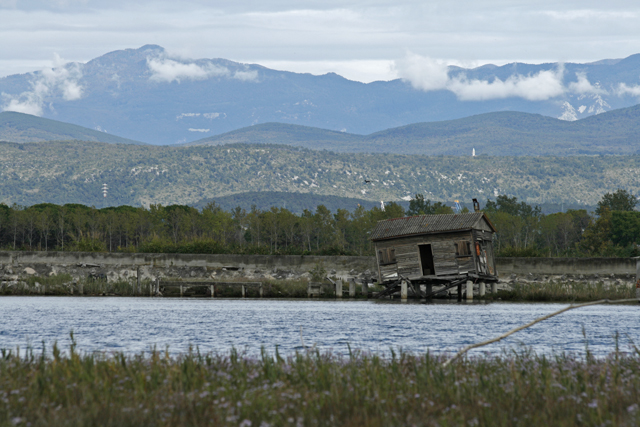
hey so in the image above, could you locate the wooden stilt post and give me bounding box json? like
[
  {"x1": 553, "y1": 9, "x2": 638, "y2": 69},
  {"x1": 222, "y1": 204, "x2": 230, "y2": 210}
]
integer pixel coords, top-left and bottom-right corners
[
  {"x1": 242, "y1": 285, "x2": 246, "y2": 298},
  {"x1": 457, "y1": 282, "x2": 462, "y2": 301},
  {"x1": 636, "y1": 257, "x2": 640, "y2": 300},
  {"x1": 180, "y1": 285, "x2": 183, "y2": 297},
  {"x1": 491, "y1": 282, "x2": 497, "y2": 294},
  {"x1": 401, "y1": 280, "x2": 408, "y2": 301},
  {"x1": 136, "y1": 267, "x2": 141, "y2": 295},
  {"x1": 466, "y1": 280, "x2": 474, "y2": 301},
  {"x1": 259, "y1": 283, "x2": 263, "y2": 298},
  {"x1": 336, "y1": 280, "x2": 343, "y2": 299},
  {"x1": 479, "y1": 282, "x2": 486, "y2": 297},
  {"x1": 426, "y1": 284, "x2": 432, "y2": 299},
  {"x1": 362, "y1": 280, "x2": 368, "y2": 299},
  {"x1": 210, "y1": 284, "x2": 215, "y2": 298},
  {"x1": 349, "y1": 279, "x2": 356, "y2": 298}
]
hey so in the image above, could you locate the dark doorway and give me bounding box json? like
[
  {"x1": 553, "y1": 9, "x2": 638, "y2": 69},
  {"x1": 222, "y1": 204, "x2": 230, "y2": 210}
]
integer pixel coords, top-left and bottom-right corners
[{"x1": 419, "y1": 244, "x2": 435, "y2": 276}]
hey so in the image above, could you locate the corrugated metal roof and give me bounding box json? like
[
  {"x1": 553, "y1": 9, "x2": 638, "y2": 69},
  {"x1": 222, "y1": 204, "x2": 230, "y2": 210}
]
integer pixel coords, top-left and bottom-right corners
[{"x1": 370, "y1": 213, "x2": 493, "y2": 241}]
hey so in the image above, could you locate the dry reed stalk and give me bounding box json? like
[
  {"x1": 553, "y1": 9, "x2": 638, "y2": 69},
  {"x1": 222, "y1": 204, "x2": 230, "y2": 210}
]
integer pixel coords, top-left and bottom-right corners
[{"x1": 443, "y1": 298, "x2": 640, "y2": 367}]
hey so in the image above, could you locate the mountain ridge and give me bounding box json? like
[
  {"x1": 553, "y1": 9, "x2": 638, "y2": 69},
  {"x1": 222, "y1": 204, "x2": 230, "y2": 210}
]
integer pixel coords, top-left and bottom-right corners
[
  {"x1": 3, "y1": 45, "x2": 640, "y2": 144},
  {"x1": 0, "y1": 111, "x2": 145, "y2": 144},
  {"x1": 186, "y1": 104, "x2": 640, "y2": 155}
]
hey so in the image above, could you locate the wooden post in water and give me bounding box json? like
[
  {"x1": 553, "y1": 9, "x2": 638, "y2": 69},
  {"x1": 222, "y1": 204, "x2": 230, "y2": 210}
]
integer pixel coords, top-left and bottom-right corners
[
  {"x1": 491, "y1": 282, "x2": 497, "y2": 294},
  {"x1": 457, "y1": 282, "x2": 462, "y2": 301},
  {"x1": 78, "y1": 281, "x2": 83, "y2": 296},
  {"x1": 259, "y1": 283, "x2": 263, "y2": 298},
  {"x1": 349, "y1": 279, "x2": 356, "y2": 298},
  {"x1": 636, "y1": 257, "x2": 640, "y2": 300},
  {"x1": 136, "y1": 267, "x2": 141, "y2": 295},
  {"x1": 179, "y1": 284, "x2": 183, "y2": 297},
  {"x1": 426, "y1": 284, "x2": 432, "y2": 299},
  {"x1": 242, "y1": 285, "x2": 246, "y2": 298},
  {"x1": 400, "y1": 280, "x2": 408, "y2": 301},
  {"x1": 362, "y1": 280, "x2": 368, "y2": 299},
  {"x1": 466, "y1": 280, "x2": 474, "y2": 301},
  {"x1": 210, "y1": 284, "x2": 215, "y2": 298},
  {"x1": 479, "y1": 282, "x2": 486, "y2": 297},
  {"x1": 336, "y1": 280, "x2": 343, "y2": 299}
]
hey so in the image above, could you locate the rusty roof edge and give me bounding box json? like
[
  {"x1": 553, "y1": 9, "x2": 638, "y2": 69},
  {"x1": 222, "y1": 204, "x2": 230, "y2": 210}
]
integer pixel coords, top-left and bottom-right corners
[{"x1": 478, "y1": 212, "x2": 497, "y2": 233}]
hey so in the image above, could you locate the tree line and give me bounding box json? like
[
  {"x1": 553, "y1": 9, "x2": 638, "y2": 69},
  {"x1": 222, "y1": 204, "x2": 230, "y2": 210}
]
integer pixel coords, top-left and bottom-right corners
[{"x1": 0, "y1": 189, "x2": 637, "y2": 257}]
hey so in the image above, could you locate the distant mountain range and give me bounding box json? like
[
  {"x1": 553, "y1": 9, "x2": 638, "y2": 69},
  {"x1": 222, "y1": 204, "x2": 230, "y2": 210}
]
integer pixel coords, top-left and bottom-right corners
[
  {"x1": 0, "y1": 111, "x2": 143, "y2": 144},
  {"x1": 5, "y1": 103, "x2": 640, "y2": 156},
  {"x1": 187, "y1": 104, "x2": 640, "y2": 155},
  {"x1": 2, "y1": 45, "x2": 640, "y2": 145}
]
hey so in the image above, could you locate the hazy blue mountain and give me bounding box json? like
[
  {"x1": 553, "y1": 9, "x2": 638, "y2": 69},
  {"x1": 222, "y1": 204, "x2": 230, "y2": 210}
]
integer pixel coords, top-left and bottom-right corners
[
  {"x1": 188, "y1": 104, "x2": 640, "y2": 155},
  {"x1": 0, "y1": 111, "x2": 144, "y2": 144},
  {"x1": 2, "y1": 45, "x2": 640, "y2": 145}
]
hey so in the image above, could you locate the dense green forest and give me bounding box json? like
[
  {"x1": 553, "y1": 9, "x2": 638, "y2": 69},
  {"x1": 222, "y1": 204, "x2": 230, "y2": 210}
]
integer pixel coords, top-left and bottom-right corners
[{"x1": 0, "y1": 190, "x2": 637, "y2": 257}]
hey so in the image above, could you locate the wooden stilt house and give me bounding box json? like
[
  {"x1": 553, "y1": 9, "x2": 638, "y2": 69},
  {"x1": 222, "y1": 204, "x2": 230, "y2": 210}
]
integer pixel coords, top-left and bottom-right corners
[{"x1": 370, "y1": 213, "x2": 498, "y2": 285}]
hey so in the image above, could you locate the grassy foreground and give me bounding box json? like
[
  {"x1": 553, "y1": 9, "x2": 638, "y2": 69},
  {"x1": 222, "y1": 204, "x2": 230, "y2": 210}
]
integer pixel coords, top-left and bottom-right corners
[{"x1": 1, "y1": 342, "x2": 640, "y2": 426}]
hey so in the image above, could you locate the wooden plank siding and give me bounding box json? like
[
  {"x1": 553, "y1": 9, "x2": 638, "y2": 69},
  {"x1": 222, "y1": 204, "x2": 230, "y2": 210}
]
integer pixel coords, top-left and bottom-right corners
[{"x1": 373, "y1": 231, "x2": 478, "y2": 280}]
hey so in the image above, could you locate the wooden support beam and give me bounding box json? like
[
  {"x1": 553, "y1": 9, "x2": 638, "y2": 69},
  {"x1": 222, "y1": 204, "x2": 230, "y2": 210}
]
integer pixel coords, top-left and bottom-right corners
[{"x1": 400, "y1": 280, "x2": 408, "y2": 300}]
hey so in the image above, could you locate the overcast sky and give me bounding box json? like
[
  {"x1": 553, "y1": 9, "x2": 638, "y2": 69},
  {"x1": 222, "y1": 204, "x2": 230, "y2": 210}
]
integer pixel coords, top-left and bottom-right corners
[{"x1": 1, "y1": 0, "x2": 640, "y2": 83}]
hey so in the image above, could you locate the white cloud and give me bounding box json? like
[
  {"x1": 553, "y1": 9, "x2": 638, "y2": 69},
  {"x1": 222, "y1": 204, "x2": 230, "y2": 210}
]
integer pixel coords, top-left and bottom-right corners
[
  {"x1": 148, "y1": 56, "x2": 260, "y2": 83},
  {"x1": 176, "y1": 112, "x2": 221, "y2": 120},
  {"x1": 188, "y1": 128, "x2": 210, "y2": 132},
  {"x1": 448, "y1": 68, "x2": 565, "y2": 101},
  {"x1": 394, "y1": 53, "x2": 449, "y2": 91},
  {"x1": 148, "y1": 58, "x2": 229, "y2": 83},
  {"x1": 396, "y1": 53, "x2": 565, "y2": 101},
  {"x1": 1, "y1": 53, "x2": 84, "y2": 115},
  {"x1": 176, "y1": 112, "x2": 200, "y2": 120},
  {"x1": 233, "y1": 70, "x2": 258, "y2": 82},
  {"x1": 617, "y1": 83, "x2": 640, "y2": 97},
  {"x1": 568, "y1": 72, "x2": 606, "y2": 95}
]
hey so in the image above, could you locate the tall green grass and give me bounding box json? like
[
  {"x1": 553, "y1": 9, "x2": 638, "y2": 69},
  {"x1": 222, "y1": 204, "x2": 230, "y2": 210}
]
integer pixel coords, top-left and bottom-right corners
[
  {"x1": 493, "y1": 280, "x2": 637, "y2": 302},
  {"x1": 1, "y1": 340, "x2": 639, "y2": 426}
]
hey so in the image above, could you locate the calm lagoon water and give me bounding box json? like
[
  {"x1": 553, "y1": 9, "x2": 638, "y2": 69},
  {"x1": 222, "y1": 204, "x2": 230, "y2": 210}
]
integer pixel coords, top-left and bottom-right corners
[{"x1": 0, "y1": 297, "x2": 638, "y2": 358}]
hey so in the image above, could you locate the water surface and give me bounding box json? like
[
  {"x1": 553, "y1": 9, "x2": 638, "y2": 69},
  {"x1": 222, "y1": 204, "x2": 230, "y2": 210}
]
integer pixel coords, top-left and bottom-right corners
[{"x1": 1, "y1": 297, "x2": 638, "y2": 358}]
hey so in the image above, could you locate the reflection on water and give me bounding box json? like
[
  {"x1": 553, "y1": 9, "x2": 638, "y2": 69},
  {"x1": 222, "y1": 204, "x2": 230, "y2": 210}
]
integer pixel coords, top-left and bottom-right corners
[{"x1": 0, "y1": 297, "x2": 638, "y2": 358}]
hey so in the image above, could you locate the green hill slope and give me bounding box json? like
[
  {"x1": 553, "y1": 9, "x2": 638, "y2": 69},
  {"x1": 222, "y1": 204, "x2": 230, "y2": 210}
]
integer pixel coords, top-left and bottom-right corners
[
  {"x1": 187, "y1": 105, "x2": 640, "y2": 156},
  {"x1": 0, "y1": 111, "x2": 145, "y2": 144},
  {"x1": 183, "y1": 122, "x2": 363, "y2": 151},
  {"x1": 0, "y1": 140, "x2": 638, "y2": 208}
]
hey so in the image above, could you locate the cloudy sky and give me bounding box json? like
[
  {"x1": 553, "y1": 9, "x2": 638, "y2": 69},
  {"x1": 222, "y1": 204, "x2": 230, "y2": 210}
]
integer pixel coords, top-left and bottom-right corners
[{"x1": 1, "y1": 0, "x2": 640, "y2": 83}]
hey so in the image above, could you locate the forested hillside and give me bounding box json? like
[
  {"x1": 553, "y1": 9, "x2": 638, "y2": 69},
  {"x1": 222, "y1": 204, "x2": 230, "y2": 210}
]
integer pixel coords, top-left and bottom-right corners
[
  {"x1": 0, "y1": 190, "x2": 636, "y2": 258},
  {"x1": 1, "y1": 140, "x2": 639, "y2": 207}
]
